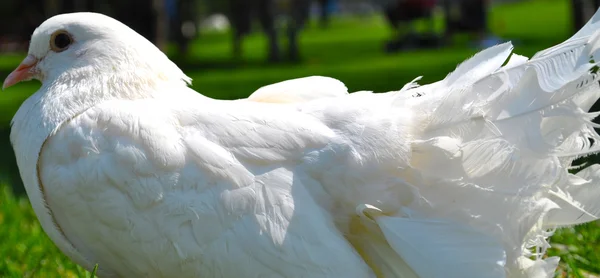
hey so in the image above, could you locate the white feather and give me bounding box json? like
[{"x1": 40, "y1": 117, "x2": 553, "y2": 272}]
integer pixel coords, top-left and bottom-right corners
[
  {"x1": 357, "y1": 204, "x2": 507, "y2": 278},
  {"x1": 247, "y1": 76, "x2": 348, "y2": 103}
]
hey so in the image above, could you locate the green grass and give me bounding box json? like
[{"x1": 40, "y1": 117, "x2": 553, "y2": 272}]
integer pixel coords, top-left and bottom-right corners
[
  {"x1": 0, "y1": 186, "x2": 90, "y2": 277},
  {"x1": 2, "y1": 0, "x2": 600, "y2": 276}
]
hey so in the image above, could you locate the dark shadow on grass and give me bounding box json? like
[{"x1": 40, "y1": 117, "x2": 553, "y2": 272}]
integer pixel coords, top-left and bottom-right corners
[{"x1": 0, "y1": 128, "x2": 25, "y2": 196}]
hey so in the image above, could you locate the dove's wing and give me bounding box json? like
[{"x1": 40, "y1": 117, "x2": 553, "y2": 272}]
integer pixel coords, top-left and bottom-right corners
[
  {"x1": 37, "y1": 94, "x2": 375, "y2": 278},
  {"x1": 247, "y1": 76, "x2": 348, "y2": 103}
]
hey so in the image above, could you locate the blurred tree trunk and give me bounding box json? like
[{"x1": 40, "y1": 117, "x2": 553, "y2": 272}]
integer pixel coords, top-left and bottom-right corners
[
  {"x1": 166, "y1": 0, "x2": 198, "y2": 56},
  {"x1": 154, "y1": 0, "x2": 168, "y2": 51},
  {"x1": 318, "y1": 0, "x2": 331, "y2": 28}
]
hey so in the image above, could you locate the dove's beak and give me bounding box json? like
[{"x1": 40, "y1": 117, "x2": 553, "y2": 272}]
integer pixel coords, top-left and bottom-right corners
[{"x1": 3, "y1": 55, "x2": 39, "y2": 90}]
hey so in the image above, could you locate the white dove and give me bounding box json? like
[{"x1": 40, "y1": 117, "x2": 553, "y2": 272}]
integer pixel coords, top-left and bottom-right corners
[{"x1": 5, "y1": 10, "x2": 600, "y2": 278}]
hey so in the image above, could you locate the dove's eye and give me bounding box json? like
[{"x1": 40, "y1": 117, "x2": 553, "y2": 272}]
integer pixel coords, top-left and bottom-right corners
[{"x1": 50, "y1": 31, "x2": 73, "y2": 52}]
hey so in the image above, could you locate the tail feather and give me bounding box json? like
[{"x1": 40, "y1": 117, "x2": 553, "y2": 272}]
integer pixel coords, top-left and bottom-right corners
[
  {"x1": 443, "y1": 42, "x2": 514, "y2": 89},
  {"x1": 395, "y1": 8, "x2": 600, "y2": 277},
  {"x1": 534, "y1": 9, "x2": 600, "y2": 60},
  {"x1": 413, "y1": 10, "x2": 600, "y2": 134},
  {"x1": 546, "y1": 164, "x2": 600, "y2": 227}
]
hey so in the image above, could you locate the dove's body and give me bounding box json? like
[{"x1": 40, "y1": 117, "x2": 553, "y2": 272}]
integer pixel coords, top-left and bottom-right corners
[
  {"x1": 30, "y1": 94, "x2": 383, "y2": 277},
  {"x1": 8, "y1": 11, "x2": 600, "y2": 278},
  {"x1": 15, "y1": 79, "x2": 416, "y2": 277}
]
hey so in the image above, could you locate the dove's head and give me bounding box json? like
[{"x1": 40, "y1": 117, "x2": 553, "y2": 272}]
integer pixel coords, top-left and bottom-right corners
[{"x1": 3, "y1": 12, "x2": 190, "y2": 93}]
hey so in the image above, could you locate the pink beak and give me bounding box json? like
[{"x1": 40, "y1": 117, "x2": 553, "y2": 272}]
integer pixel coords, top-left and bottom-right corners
[{"x1": 3, "y1": 55, "x2": 39, "y2": 90}]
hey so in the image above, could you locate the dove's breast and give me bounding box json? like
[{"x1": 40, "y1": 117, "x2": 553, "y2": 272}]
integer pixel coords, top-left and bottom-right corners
[{"x1": 37, "y1": 102, "x2": 198, "y2": 277}]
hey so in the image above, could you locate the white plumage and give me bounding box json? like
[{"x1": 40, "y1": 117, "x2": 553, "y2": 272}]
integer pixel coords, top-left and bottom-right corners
[{"x1": 5, "y1": 10, "x2": 600, "y2": 278}]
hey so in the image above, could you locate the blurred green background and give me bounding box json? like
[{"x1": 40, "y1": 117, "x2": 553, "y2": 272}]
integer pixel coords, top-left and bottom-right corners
[{"x1": 2, "y1": 0, "x2": 600, "y2": 277}]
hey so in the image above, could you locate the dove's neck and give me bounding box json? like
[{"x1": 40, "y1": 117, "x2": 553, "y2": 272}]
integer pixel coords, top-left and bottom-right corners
[
  {"x1": 10, "y1": 70, "x2": 195, "y2": 198},
  {"x1": 15, "y1": 72, "x2": 179, "y2": 131},
  {"x1": 15, "y1": 60, "x2": 194, "y2": 134}
]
